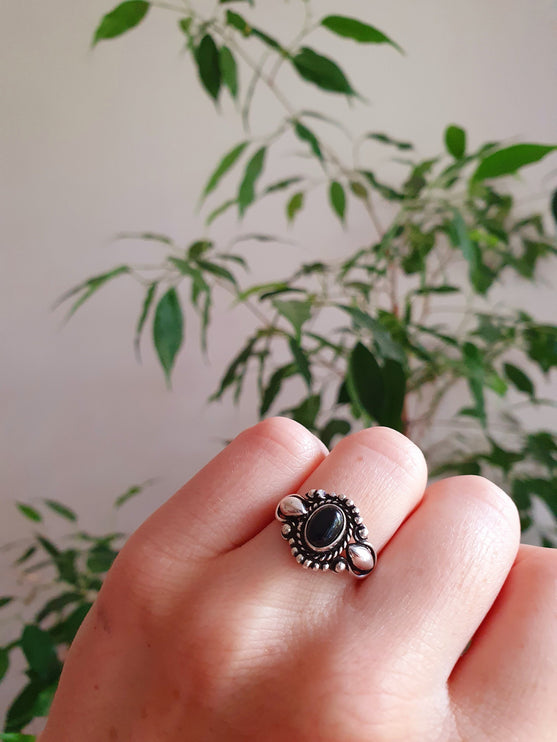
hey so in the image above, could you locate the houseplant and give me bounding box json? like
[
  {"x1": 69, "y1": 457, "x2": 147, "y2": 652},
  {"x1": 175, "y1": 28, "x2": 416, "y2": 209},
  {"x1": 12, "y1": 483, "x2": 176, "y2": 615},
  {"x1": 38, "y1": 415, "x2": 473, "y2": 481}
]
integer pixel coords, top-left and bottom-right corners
[{"x1": 2, "y1": 0, "x2": 556, "y2": 735}]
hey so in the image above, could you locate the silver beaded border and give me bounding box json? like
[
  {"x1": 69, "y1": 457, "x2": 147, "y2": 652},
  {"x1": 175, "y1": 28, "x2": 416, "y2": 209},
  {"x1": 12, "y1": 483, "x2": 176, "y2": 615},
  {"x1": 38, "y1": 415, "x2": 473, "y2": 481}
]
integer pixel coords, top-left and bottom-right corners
[{"x1": 275, "y1": 489, "x2": 376, "y2": 577}]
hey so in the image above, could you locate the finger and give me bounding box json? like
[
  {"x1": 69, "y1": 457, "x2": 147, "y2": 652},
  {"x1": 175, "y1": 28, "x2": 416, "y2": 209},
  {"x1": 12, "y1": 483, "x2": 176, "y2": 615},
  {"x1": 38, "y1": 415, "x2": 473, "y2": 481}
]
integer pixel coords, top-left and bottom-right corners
[
  {"x1": 241, "y1": 426, "x2": 428, "y2": 599},
  {"x1": 115, "y1": 417, "x2": 326, "y2": 589},
  {"x1": 351, "y1": 475, "x2": 520, "y2": 693},
  {"x1": 450, "y1": 544, "x2": 557, "y2": 742}
]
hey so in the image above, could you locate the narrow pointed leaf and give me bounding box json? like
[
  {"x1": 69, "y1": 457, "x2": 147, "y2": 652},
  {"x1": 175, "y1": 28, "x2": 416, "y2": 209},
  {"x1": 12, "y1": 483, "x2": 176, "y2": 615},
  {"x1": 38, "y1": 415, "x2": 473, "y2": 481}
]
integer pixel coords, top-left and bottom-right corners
[
  {"x1": 238, "y1": 146, "x2": 266, "y2": 215},
  {"x1": 292, "y1": 47, "x2": 356, "y2": 96},
  {"x1": 472, "y1": 144, "x2": 557, "y2": 181},
  {"x1": 445, "y1": 124, "x2": 467, "y2": 159},
  {"x1": 219, "y1": 45, "x2": 238, "y2": 99},
  {"x1": 195, "y1": 34, "x2": 221, "y2": 101},
  {"x1": 153, "y1": 288, "x2": 184, "y2": 385},
  {"x1": 286, "y1": 191, "x2": 304, "y2": 223},
  {"x1": 288, "y1": 336, "x2": 311, "y2": 387},
  {"x1": 44, "y1": 500, "x2": 77, "y2": 522},
  {"x1": 134, "y1": 282, "x2": 157, "y2": 360},
  {"x1": 294, "y1": 122, "x2": 323, "y2": 161},
  {"x1": 272, "y1": 299, "x2": 311, "y2": 338},
  {"x1": 329, "y1": 181, "x2": 346, "y2": 224},
  {"x1": 93, "y1": 1, "x2": 150, "y2": 45},
  {"x1": 364, "y1": 132, "x2": 413, "y2": 150},
  {"x1": 16, "y1": 503, "x2": 42, "y2": 523},
  {"x1": 201, "y1": 142, "x2": 248, "y2": 201},
  {"x1": 321, "y1": 15, "x2": 403, "y2": 53},
  {"x1": 347, "y1": 342, "x2": 384, "y2": 421},
  {"x1": 503, "y1": 363, "x2": 535, "y2": 396}
]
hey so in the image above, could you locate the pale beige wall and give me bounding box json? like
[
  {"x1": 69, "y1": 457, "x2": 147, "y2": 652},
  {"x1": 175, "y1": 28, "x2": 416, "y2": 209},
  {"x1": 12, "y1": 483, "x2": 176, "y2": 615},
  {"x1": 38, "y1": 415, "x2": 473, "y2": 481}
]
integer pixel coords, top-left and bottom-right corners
[{"x1": 1, "y1": 0, "x2": 556, "y2": 709}]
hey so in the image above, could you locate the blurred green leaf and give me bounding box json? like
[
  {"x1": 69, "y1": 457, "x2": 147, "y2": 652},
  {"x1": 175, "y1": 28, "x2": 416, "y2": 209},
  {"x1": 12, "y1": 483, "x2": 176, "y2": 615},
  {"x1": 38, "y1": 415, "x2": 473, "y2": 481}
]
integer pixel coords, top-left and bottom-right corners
[
  {"x1": 288, "y1": 336, "x2": 312, "y2": 387},
  {"x1": 551, "y1": 189, "x2": 557, "y2": 225},
  {"x1": 21, "y1": 626, "x2": 60, "y2": 682},
  {"x1": 238, "y1": 146, "x2": 266, "y2": 216},
  {"x1": 263, "y1": 177, "x2": 304, "y2": 195},
  {"x1": 321, "y1": 15, "x2": 403, "y2": 53},
  {"x1": 319, "y1": 419, "x2": 351, "y2": 448},
  {"x1": 16, "y1": 504, "x2": 42, "y2": 523},
  {"x1": 472, "y1": 143, "x2": 557, "y2": 181},
  {"x1": 225, "y1": 10, "x2": 283, "y2": 51},
  {"x1": 272, "y1": 299, "x2": 312, "y2": 338},
  {"x1": 260, "y1": 363, "x2": 296, "y2": 416},
  {"x1": 153, "y1": 288, "x2": 184, "y2": 385},
  {"x1": 286, "y1": 394, "x2": 321, "y2": 430},
  {"x1": 503, "y1": 363, "x2": 535, "y2": 397},
  {"x1": 5, "y1": 682, "x2": 44, "y2": 733},
  {"x1": 201, "y1": 141, "x2": 248, "y2": 202},
  {"x1": 15, "y1": 546, "x2": 37, "y2": 565},
  {"x1": 197, "y1": 259, "x2": 237, "y2": 287},
  {"x1": 445, "y1": 124, "x2": 466, "y2": 158},
  {"x1": 134, "y1": 281, "x2": 157, "y2": 360},
  {"x1": 0, "y1": 597, "x2": 14, "y2": 609},
  {"x1": 0, "y1": 648, "x2": 9, "y2": 683},
  {"x1": 329, "y1": 181, "x2": 346, "y2": 224},
  {"x1": 462, "y1": 342, "x2": 486, "y2": 426},
  {"x1": 347, "y1": 342, "x2": 384, "y2": 422},
  {"x1": 211, "y1": 335, "x2": 258, "y2": 401},
  {"x1": 93, "y1": 0, "x2": 149, "y2": 45},
  {"x1": 292, "y1": 47, "x2": 356, "y2": 96},
  {"x1": 115, "y1": 484, "x2": 141, "y2": 508},
  {"x1": 363, "y1": 132, "x2": 413, "y2": 150},
  {"x1": 195, "y1": 34, "x2": 221, "y2": 101},
  {"x1": 44, "y1": 500, "x2": 77, "y2": 522},
  {"x1": 381, "y1": 358, "x2": 406, "y2": 431},
  {"x1": 286, "y1": 191, "x2": 304, "y2": 223},
  {"x1": 294, "y1": 122, "x2": 323, "y2": 161},
  {"x1": 55, "y1": 265, "x2": 130, "y2": 318},
  {"x1": 87, "y1": 545, "x2": 118, "y2": 574},
  {"x1": 35, "y1": 592, "x2": 82, "y2": 623},
  {"x1": 525, "y1": 324, "x2": 557, "y2": 373},
  {"x1": 219, "y1": 45, "x2": 238, "y2": 99}
]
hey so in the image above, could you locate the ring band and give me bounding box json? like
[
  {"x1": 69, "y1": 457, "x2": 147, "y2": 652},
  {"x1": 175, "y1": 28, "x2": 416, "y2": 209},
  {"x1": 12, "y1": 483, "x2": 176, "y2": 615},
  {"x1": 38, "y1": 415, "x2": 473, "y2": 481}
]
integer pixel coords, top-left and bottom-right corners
[{"x1": 275, "y1": 489, "x2": 376, "y2": 578}]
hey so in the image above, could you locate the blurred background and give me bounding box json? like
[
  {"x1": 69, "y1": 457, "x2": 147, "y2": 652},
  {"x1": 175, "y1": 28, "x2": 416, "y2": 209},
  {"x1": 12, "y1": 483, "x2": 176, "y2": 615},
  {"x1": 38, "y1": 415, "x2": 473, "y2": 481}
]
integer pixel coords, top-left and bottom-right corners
[{"x1": 1, "y1": 0, "x2": 556, "y2": 716}]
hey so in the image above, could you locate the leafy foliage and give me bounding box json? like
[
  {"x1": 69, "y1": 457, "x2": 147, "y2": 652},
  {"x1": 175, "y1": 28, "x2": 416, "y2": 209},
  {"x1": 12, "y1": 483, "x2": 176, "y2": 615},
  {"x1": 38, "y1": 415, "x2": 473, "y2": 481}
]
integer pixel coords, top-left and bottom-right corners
[{"x1": 7, "y1": 0, "x2": 557, "y2": 731}]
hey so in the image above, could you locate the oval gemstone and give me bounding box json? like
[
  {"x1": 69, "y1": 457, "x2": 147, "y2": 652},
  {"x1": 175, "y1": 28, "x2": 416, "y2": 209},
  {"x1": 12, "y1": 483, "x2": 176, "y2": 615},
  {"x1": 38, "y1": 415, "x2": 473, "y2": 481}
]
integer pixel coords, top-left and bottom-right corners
[{"x1": 305, "y1": 504, "x2": 345, "y2": 551}]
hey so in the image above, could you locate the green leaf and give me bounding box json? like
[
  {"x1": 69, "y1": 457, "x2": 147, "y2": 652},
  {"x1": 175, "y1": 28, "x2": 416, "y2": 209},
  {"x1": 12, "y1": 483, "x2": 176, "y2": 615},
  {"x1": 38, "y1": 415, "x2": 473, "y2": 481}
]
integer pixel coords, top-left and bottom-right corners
[
  {"x1": 21, "y1": 626, "x2": 60, "y2": 682},
  {"x1": 288, "y1": 337, "x2": 312, "y2": 388},
  {"x1": 225, "y1": 11, "x2": 283, "y2": 51},
  {"x1": 347, "y1": 342, "x2": 384, "y2": 422},
  {"x1": 16, "y1": 503, "x2": 42, "y2": 523},
  {"x1": 115, "y1": 484, "x2": 142, "y2": 508},
  {"x1": 260, "y1": 363, "x2": 296, "y2": 416},
  {"x1": 551, "y1": 189, "x2": 557, "y2": 225},
  {"x1": 195, "y1": 34, "x2": 221, "y2": 101},
  {"x1": 201, "y1": 141, "x2": 248, "y2": 202},
  {"x1": 263, "y1": 177, "x2": 304, "y2": 195},
  {"x1": 380, "y1": 358, "x2": 406, "y2": 431},
  {"x1": 0, "y1": 596, "x2": 14, "y2": 609},
  {"x1": 286, "y1": 191, "x2": 304, "y2": 223},
  {"x1": 55, "y1": 266, "x2": 130, "y2": 318},
  {"x1": 93, "y1": 1, "x2": 149, "y2": 45},
  {"x1": 238, "y1": 146, "x2": 266, "y2": 216},
  {"x1": 525, "y1": 324, "x2": 557, "y2": 373},
  {"x1": 272, "y1": 299, "x2": 312, "y2": 338},
  {"x1": 211, "y1": 334, "x2": 258, "y2": 401},
  {"x1": 134, "y1": 281, "x2": 157, "y2": 360},
  {"x1": 462, "y1": 342, "x2": 486, "y2": 426},
  {"x1": 16, "y1": 546, "x2": 37, "y2": 565},
  {"x1": 363, "y1": 132, "x2": 413, "y2": 150},
  {"x1": 197, "y1": 259, "x2": 237, "y2": 287},
  {"x1": 44, "y1": 500, "x2": 77, "y2": 522},
  {"x1": 337, "y1": 306, "x2": 406, "y2": 363},
  {"x1": 329, "y1": 181, "x2": 346, "y2": 224},
  {"x1": 286, "y1": 394, "x2": 321, "y2": 430},
  {"x1": 1, "y1": 735, "x2": 37, "y2": 742},
  {"x1": 321, "y1": 15, "x2": 403, "y2": 53},
  {"x1": 153, "y1": 288, "x2": 184, "y2": 385},
  {"x1": 4, "y1": 683, "x2": 43, "y2": 733},
  {"x1": 178, "y1": 17, "x2": 192, "y2": 36},
  {"x1": 49, "y1": 603, "x2": 92, "y2": 645},
  {"x1": 219, "y1": 45, "x2": 238, "y2": 99},
  {"x1": 360, "y1": 170, "x2": 403, "y2": 201},
  {"x1": 291, "y1": 47, "x2": 356, "y2": 96},
  {"x1": 319, "y1": 419, "x2": 350, "y2": 448},
  {"x1": 414, "y1": 285, "x2": 460, "y2": 295},
  {"x1": 445, "y1": 124, "x2": 466, "y2": 159},
  {"x1": 35, "y1": 592, "x2": 83, "y2": 623},
  {"x1": 503, "y1": 363, "x2": 535, "y2": 397},
  {"x1": 0, "y1": 648, "x2": 9, "y2": 683},
  {"x1": 87, "y1": 545, "x2": 118, "y2": 574},
  {"x1": 293, "y1": 122, "x2": 323, "y2": 161},
  {"x1": 472, "y1": 143, "x2": 557, "y2": 181}
]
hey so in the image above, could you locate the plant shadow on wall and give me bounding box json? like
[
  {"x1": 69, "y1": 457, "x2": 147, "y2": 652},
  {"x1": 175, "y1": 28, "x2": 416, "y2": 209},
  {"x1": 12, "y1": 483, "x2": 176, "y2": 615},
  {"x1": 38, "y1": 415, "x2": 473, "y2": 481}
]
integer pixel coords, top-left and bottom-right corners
[{"x1": 2, "y1": 0, "x2": 557, "y2": 736}]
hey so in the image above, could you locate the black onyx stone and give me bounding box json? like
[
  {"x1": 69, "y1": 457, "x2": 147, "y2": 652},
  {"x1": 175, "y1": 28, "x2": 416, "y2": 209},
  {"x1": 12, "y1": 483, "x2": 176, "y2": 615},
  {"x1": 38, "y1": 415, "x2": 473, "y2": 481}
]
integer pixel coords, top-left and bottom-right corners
[{"x1": 305, "y1": 505, "x2": 345, "y2": 550}]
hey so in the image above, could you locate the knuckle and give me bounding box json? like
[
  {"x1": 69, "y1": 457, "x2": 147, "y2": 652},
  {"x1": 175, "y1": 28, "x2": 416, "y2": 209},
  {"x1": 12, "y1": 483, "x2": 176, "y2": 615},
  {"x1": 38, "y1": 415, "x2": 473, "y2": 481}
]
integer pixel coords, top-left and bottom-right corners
[
  {"x1": 337, "y1": 426, "x2": 428, "y2": 486},
  {"x1": 454, "y1": 474, "x2": 520, "y2": 533},
  {"x1": 238, "y1": 416, "x2": 327, "y2": 462}
]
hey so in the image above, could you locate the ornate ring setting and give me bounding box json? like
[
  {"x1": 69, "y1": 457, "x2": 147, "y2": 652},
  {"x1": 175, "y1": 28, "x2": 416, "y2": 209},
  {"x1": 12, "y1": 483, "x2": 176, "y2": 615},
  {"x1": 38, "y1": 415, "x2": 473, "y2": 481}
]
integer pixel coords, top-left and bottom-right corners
[{"x1": 275, "y1": 489, "x2": 376, "y2": 578}]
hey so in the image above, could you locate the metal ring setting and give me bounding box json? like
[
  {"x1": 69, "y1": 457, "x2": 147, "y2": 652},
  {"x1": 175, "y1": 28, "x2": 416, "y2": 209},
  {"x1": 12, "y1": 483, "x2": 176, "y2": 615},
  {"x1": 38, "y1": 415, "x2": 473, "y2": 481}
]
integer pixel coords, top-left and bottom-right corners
[{"x1": 275, "y1": 489, "x2": 376, "y2": 578}]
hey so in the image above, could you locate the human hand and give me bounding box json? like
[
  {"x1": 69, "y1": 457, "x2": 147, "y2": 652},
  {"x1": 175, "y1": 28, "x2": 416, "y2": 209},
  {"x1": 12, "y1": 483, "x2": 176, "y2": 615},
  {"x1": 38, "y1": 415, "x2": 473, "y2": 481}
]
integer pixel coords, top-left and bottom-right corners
[{"x1": 40, "y1": 419, "x2": 556, "y2": 741}]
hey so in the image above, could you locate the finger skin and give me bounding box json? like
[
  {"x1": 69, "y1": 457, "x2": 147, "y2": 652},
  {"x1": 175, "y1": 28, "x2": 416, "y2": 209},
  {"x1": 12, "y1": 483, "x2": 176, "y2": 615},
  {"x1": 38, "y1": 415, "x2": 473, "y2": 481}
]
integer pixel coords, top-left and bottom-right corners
[
  {"x1": 450, "y1": 544, "x2": 557, "y2": 742},
  {"x1": 347, "y1": 475, "x2": 520, "y2": 694}
]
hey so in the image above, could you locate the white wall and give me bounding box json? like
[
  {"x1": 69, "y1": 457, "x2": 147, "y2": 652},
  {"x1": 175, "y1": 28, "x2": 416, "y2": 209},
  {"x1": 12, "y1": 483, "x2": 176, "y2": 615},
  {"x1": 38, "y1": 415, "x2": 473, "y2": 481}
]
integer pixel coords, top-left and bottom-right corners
[{"x1": 1, "y1": 0, "x2": 556, "y2": 712}]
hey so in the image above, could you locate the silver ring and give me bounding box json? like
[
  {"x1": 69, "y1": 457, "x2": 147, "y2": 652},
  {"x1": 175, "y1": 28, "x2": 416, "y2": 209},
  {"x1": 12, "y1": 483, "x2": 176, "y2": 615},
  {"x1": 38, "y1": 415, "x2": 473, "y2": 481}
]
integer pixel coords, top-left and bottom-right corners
[{"x1": 275, "y1": 489, "x2": 376, "y2": 578}]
